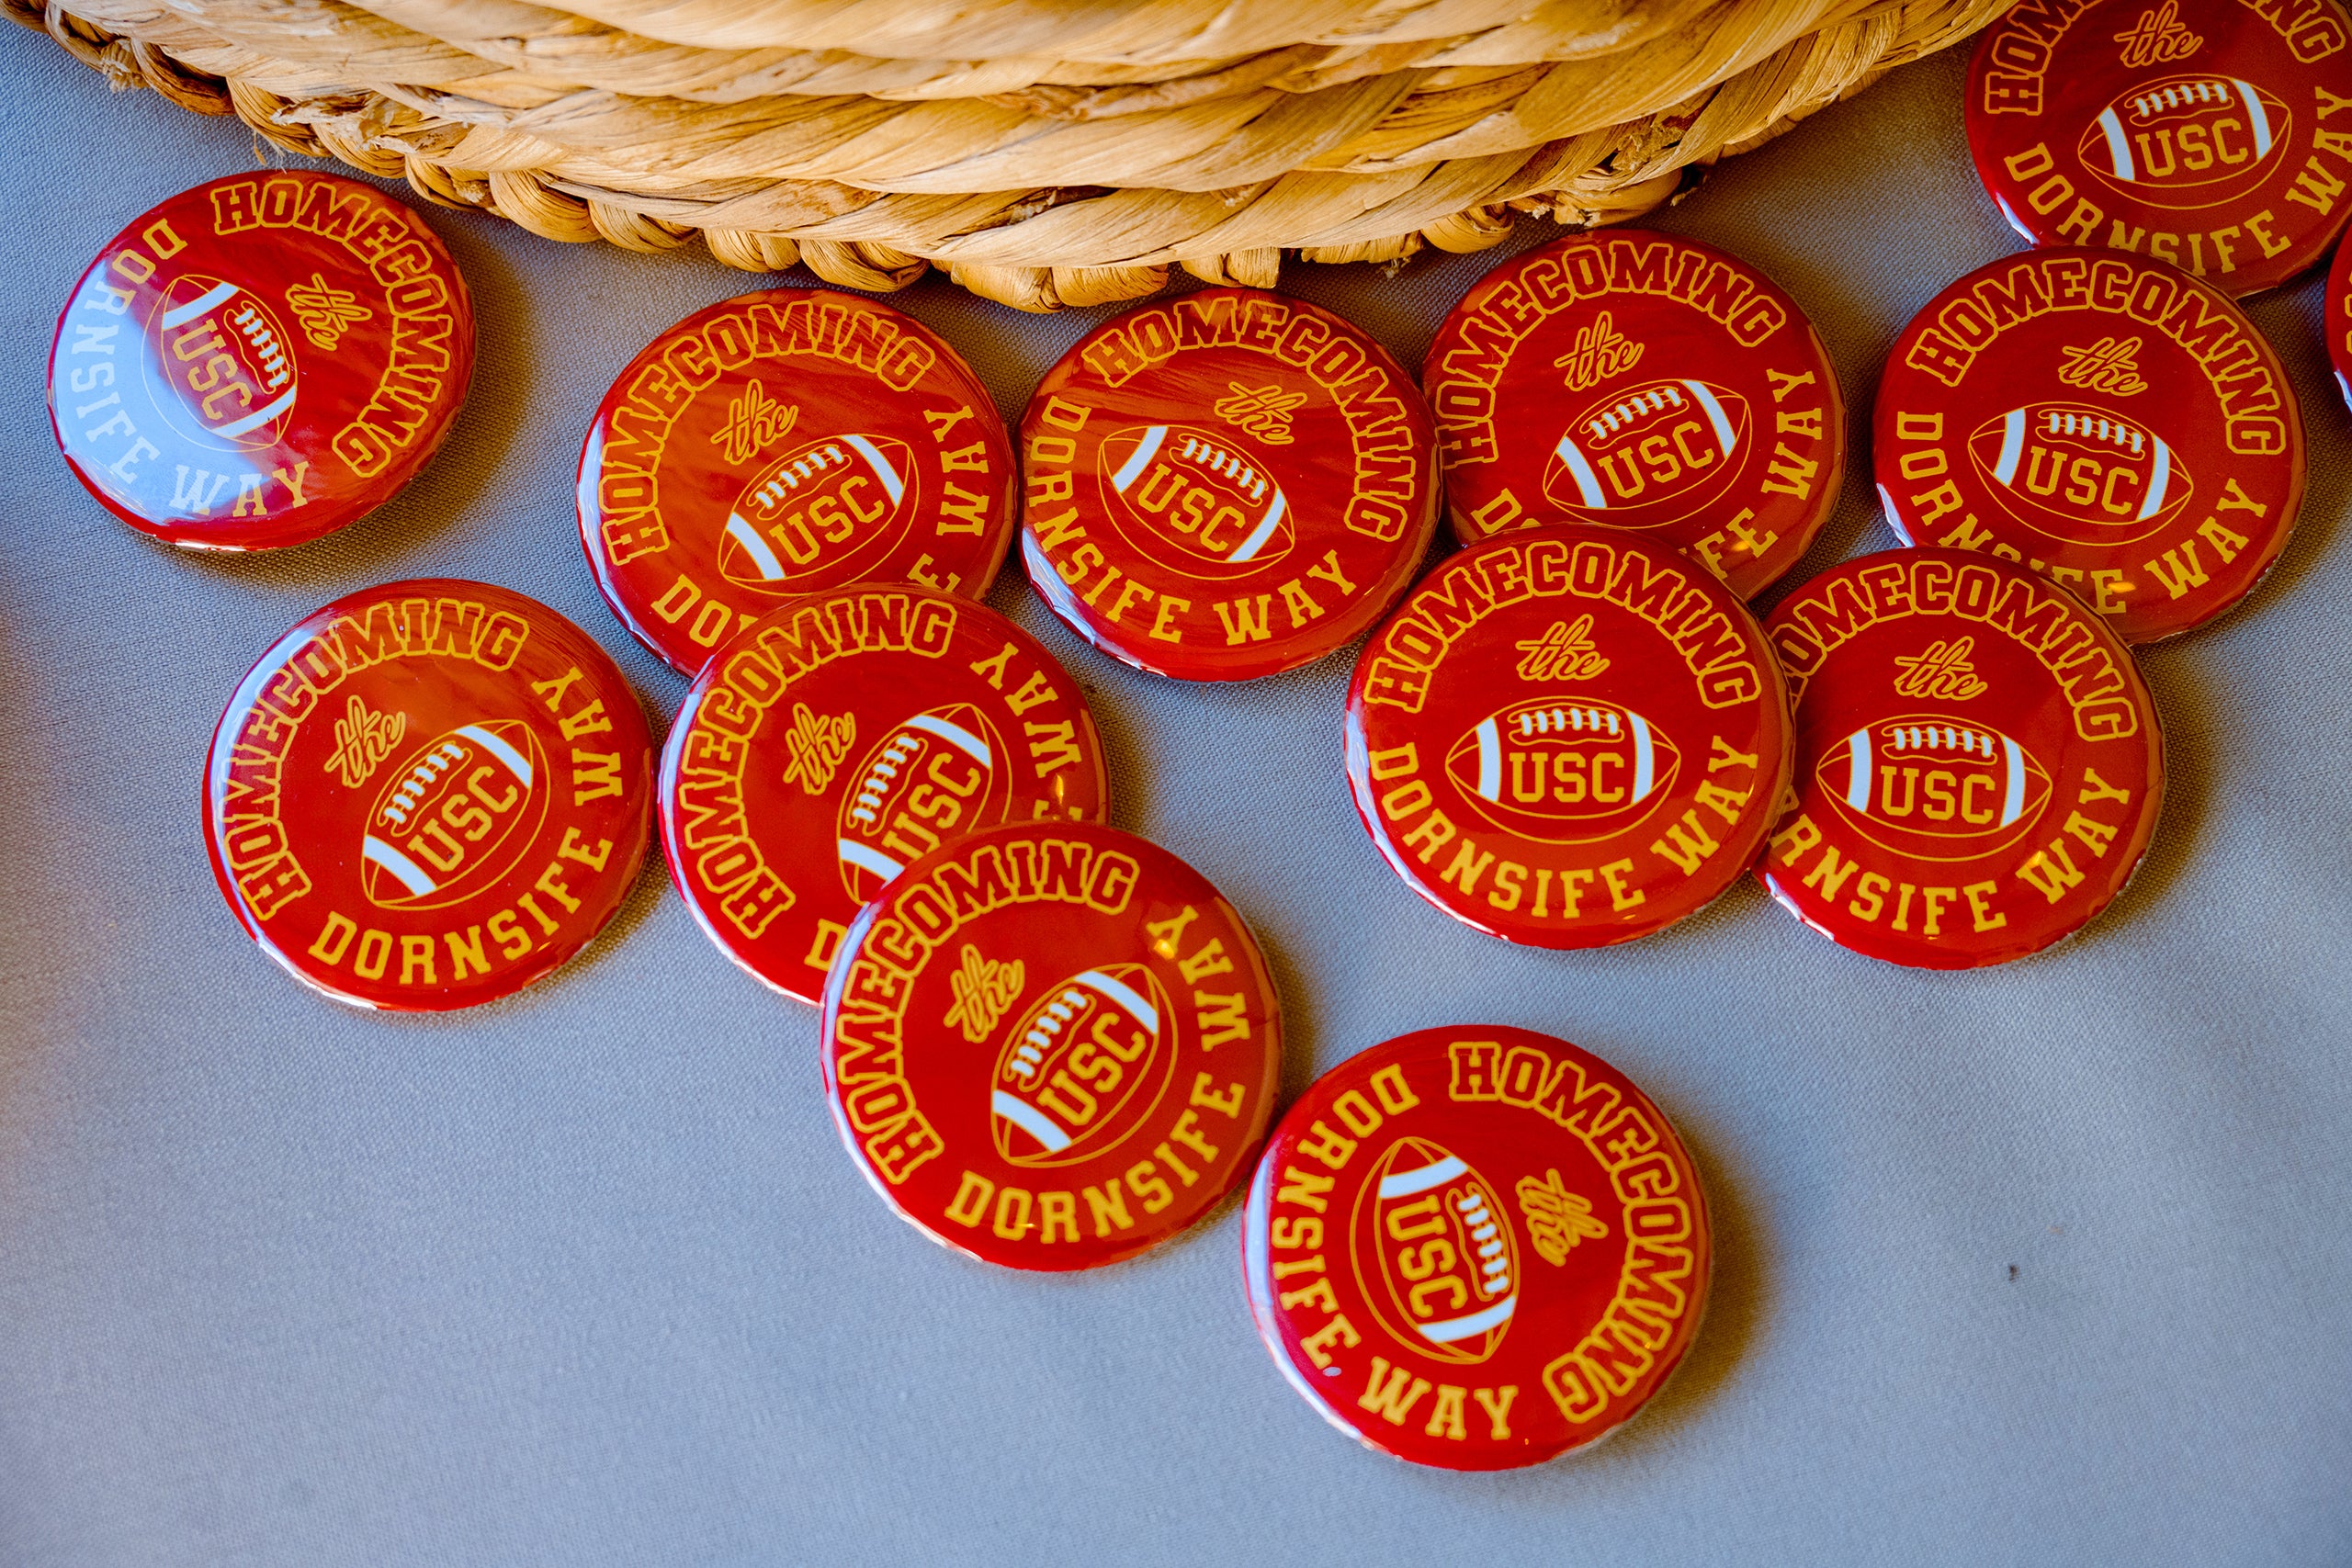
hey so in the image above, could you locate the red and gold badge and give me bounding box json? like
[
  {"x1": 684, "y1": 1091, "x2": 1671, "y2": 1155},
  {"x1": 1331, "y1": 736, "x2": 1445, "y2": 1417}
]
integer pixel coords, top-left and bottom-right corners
[
  {"x1": 577, "y1": 290, "x2": 1016, "y2": 674},
  {"x1": 1966, "y1": 0, "x2": 2352, "y2": 297},
  {"x1": 1758, "y1": 549, "x2": 2164, "y2": 968},
  {"x1": 1346, "y1": 527, "x2": 1791, "y2": 948},
  {"x1": 50, "y1": 172, "x2": 474, "y2": 550},
  {"x1": 820, "y1": 821, "x2": 1282, "y2": 1269},
  {"x1": 1875, "y1": 252, "x2": 2302, "y2": 643},
  {"x1": 660, "y1": 585, "x2": 1109, "y2": 1004},
  {"x1": 1244, "y1": 1025, "x2": 1711, "y2": 1470},
  {"x1": 1422, "y1": 231, "x2": 1844, "y2": 598},
  {"x1": 203, "y1": 581, "x2": 653, "y2": 1009},
  {"x1": 1019, "y1": 288, "x2": 1441, "y2": 680}
]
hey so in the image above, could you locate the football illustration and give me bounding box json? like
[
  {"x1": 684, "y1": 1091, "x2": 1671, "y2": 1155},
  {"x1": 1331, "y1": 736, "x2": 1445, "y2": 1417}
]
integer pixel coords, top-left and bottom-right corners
[
  {"x1": 359, "y1": 719, "x2": 549, "y2": 909},
  {"x1": 834, "y1": 703, "x2": 1013, "y2": 902},
  {"x1": 1097, "y1": 423, "x2": 1295, "y2": 575},
  {"x1": 1539, "y1": 378, "x2": 1748, "y2": 529},
  {"x1": 1444, "y1": 696, "x2": 1679, "y2": 843},
  {"x1": 989, "y1": 963, "x2": 1176, "y2": 1168},
  {"x1": 147, "y1": 274, "x2": 299, "y2": 449},
  {"x1": 1967, "y1": 402, "x2": 2190, "y2": 545},
  {"x1": 717, "y1": 433, "x2": 918, "y2": 593},
  {"x1": 2078, "y1": 75, "x2": 2290, "y2": 209},
  {"x1": 1815, "y1": 713, "x2": 2052, "y2": 863},
  {"x1": 1351, "y1": 1136, "x2": 1520, "y2": 1365}
]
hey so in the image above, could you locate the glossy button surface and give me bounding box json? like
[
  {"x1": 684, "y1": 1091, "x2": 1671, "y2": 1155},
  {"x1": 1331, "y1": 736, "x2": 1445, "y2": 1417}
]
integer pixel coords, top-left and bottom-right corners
[
  {"x1": 820, "y1": 821, "x2": 1282, "y2": 1269},
  {"x1": 660, "y1": 585, "x2": 1110, "y2": 1004},
  {"x1": 51, "y1": 172, "x2": 474, "y2": 550},
  {"x1": 1758, "y1": 549, "x2": 2163, "y2": 969},
  {"x1": 1346, "y1": 527, "x2": 1791, "y2": 949},
  {"x1": 578, "y1": 290, "x2": 1015, "y2": 675},
  {"x1": 2329, "y1": 228, "x2": 2352, "y2": 410},
  {"x1": 1966, "y1": 0, "x2": 2352, "y2": 297},
  {"x1": 204, "y1": 580, "x2": 653, "y2": 1009},
  {"x1": 1019, "y1": 288, "x2": 1441, "y2": 681},
  {"x1": 1244, "y1": 1025, "x2": 1711, "y2": 1470},
  {"x1": 1875, "y1": 252, "x2": 2302, "y2": 643},
  {"x1": 1422, "y1": 230, "x2": 1845, "y2": 599}
]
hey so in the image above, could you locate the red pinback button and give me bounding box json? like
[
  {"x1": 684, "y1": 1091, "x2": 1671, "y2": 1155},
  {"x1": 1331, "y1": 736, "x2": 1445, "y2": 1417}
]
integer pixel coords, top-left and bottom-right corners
[
  {"x1": 660, "y1": 584, "x2": 1110, "y2": 1004},
  {"x1": 1243, "y1": 1025, "x2": 1711, "y2": 1470},
  {"x1": 1757, "y1": 548, "x2": 2164, "y2": 969},
  {"x1": 578, "y1": 290, "x2": 1016, "y2": 676},
  {"x1": 1875, "y1": 252, "x2": 2302, "y2": 643},
  {"x1": 1422, "y1": 231, "x2": 1845, "y2": 599},
  {"x1": 1966, "y1": 1, "x2": 2352, "y2": 298},
  {"x1": 2329, "y1": 230, "x2": 2352, "y2": 411},
  {"x1": 1345, "y1": 526, "x2": 1792, "y2": 949},
  {"x1": 50, "y1": 172, "x2": 474, "y2": 551},
  {"x1": 820, "y1": 820, "x2": 1282, "y2": 1269},
  {"x1": 203, "y1": 580, "x2": 653, "y2": 1010},
  {"x1": 1018, "y1": 288, "x2": 1441, "y2": 681}
]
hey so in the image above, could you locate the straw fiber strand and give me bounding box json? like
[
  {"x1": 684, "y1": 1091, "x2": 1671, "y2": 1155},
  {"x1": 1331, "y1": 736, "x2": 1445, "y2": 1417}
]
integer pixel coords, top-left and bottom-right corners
[{"x1": 10, "y1": 0, "x2": 2013, "y2": 310}]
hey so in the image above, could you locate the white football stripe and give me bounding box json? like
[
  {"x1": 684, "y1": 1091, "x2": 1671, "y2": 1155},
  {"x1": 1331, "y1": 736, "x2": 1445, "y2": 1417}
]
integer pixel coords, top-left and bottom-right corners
[
  {"x1": 1078, "y1": 969, "x2": 1159, "y2": 1033},
  {"x1": 842, "y1": 434, "x2": 906, "y2": 506},
  {"x1": 1552, "y1": 433, "x2": 1608, "y2": 509},
  {"x1": 210, "y1": 387, "x2": 298, "y2": 439},
  {"x1": 1378, "y1": 1155, "x2": 1468, "y2": 1201},
  {"x1": 1994, "y1": 408, "x2": 2027, "y2": 486},
  {"x1": 2137, "y1": 438, "x2": 2171, "y2": 522},
  {"x1": 1683, "y1": 379, "x2": 1739, "y2": 458},
  {"x1": 1418, "y1": 1294, "x2": 1517, "y2": 1345},
  {"x1": 724, "y1": 513, "x2": 788, "y2": 581},
  {"x1": 362, "y1": 835, "x2": 440, "y2": 897},
  {"x1": 2236, "y1": 78, "x2": 2275, "y2": 158},
  {"x1": 904, "y1": 711, "x2": 991, "y2": 767},
  {"x1": 454, "y1": 724, "x2": 535, "y2": 787},
  {"x1": 2001, "y1": 738, "x2": 2026, "y2": 828},
  {"x1": 160, "y1": 280, "x2": 241, "y2": 330},
  {"x1": 991, "y1": 1091, "x2": 1072, "y2": 1152},
  {"x1": 2098, "y1": 107, "x2": 2135, "y2": 181},
  {"x1": 1110, "y1": 425, "x2": 1169, "y2": 491},
  {"x1": 1475, "y1": 716, "x2": 1501, "y2": 802},
  {"x1": 837, "y1": 839, "x2": 906, "y2": 884},
  {"x1": 1845, "y1": 728, "x2": 1873, "y2": 812},
  {"x1": 1630, "y1": 712, "x2": 1656, "y2": 800},
  {"x1": 1227, "y1": 489, "x2": 1286, "y2": 562}
]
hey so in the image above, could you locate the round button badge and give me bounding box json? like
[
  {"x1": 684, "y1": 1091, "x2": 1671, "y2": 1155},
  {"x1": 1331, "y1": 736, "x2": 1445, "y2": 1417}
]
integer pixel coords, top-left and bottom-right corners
[
  {"x1": 660, "y1": 584, "x2": 1110, "y2": 1004},
  {"x1": 51, "y1": 172, "x2": 474, "y2": 550},
  {"x1": 204, "y1": 580, "x2": 654, "y2": 1010},
  {"x1": 1422, "y1": 230, "x2": 1845, "y2": 599},
  {"x1": 1243, "y1": 1025, "x2": 1711, "y2": 1471},
  {"x1": 2328, "y1": 227, "x2": 2352, "y2": 410},
  {"x1": 1758, "y1": 549, "x2": 2164, "y2": 969},
  {"x1": 1875, "y1": 251, "x2": 2302, "y2": 643},
  {"x1": 1345, "y1": 526, "x2": 1792, "y2": 949},
  {"x1": 1019, "y1": 288, "x2": 1441, "y2": 681},
  {"x1": 1966, "y1": 0, "x2": 2352, "y2": 298},
  {"x1": 820, "y1": 821, "x2": 1282, "y2": 1270},
  {"x1": 579, "y1": 290, "x2": 1016, "y2": 675}
]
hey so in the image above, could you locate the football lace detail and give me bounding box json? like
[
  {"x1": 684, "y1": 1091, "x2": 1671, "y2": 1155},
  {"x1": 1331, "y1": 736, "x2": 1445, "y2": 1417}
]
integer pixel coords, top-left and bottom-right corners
[
  {"x1": 1881, "y1": 721, "x2": 1997, "y2": 760},
  {"x1": 743, "y1": 441, "x2": 850, "y2": 511},
  {"x1": 1453, "y1": 1186, "x2": 1513, "y2": 1298},
  {"x1": 1171, "y1": 432, "x2": 1269, "y2": 504},
  {"x1": 844, "y1": 732, "x2": 922, "y2": 826},
  {"x1": 377, "y1": 739, "x2": 469, "y2": 829},
  {"x1": 1510, "y1": 705, "x2": 1623, "y2": 739},
  {"x1": 1581, "y1": 382, "x2": 1687, "y2": 444},
  {"x1": 2041, "y1": 409, "x2": 2146, "y2": 457},
  {"x1": 1006, "y1": 985, "x2": 1090, "y2": 1084},
  {"x1": 229, "y1": 300, "x2": 292, "y2": 393},
  {"x1": 2130, "y1": 79, "x2": 2233, "y2": 121}
]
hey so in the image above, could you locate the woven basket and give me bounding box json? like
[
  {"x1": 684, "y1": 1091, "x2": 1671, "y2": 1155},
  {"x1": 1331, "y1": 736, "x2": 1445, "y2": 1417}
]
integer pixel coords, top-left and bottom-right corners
[{"x1": 16, "y1": 0, "x2": 2012, "y2": 311}]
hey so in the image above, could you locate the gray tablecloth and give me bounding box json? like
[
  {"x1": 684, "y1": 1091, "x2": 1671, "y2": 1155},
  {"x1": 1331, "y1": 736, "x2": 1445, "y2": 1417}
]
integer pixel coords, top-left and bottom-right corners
[{"x1": 3, "y1": 34, "x2": 2347, "y2": 1568}]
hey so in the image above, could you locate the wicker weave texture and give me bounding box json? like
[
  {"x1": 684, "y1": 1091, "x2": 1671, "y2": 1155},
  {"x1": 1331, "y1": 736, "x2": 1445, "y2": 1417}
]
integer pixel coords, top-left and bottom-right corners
[{"x1": 17, "y1": 0, "x2": 2013, "y2": 310}]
